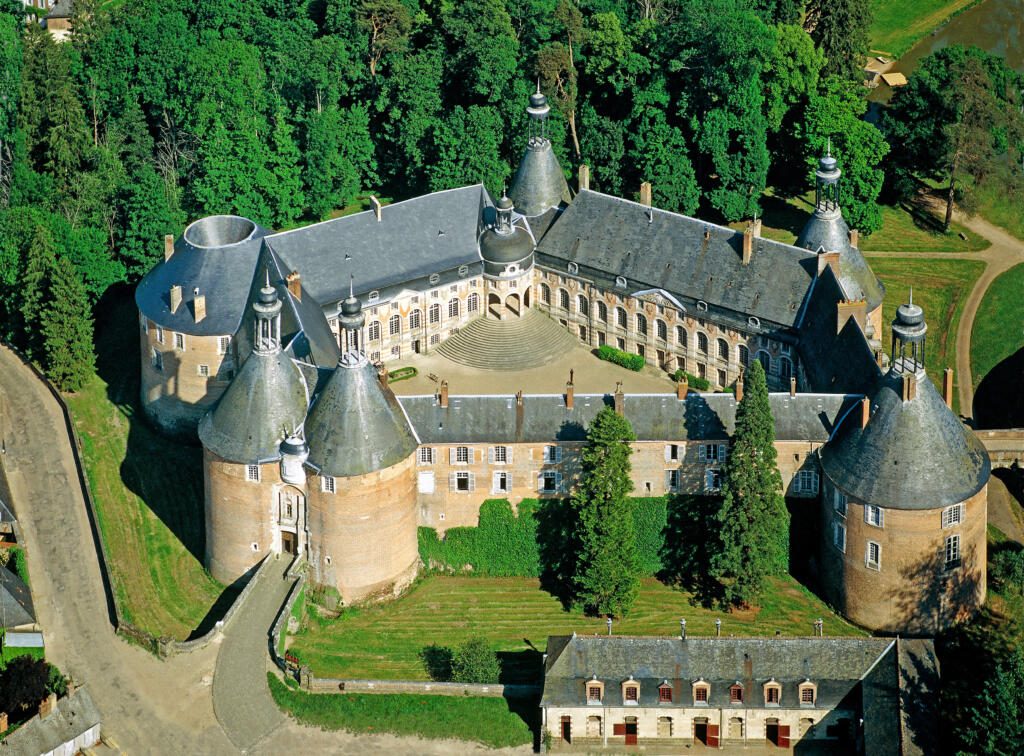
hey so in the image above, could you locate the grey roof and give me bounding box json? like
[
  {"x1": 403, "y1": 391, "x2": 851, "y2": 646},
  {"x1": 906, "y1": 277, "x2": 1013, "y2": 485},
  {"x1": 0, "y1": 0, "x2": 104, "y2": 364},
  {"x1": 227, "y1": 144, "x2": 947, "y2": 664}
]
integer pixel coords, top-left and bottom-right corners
[
  {"x1": 538, "y1": 190, "x2": 817, "y2": 328},
  {"x1": 0, "y1": 496, "x2": 15, "y2": 524},
  {"x1": 398, "y1": 392, "x2": 855, "y2": 445},
  {"x1": 796, "y1": 210, "x2": 885, "y2": 311},
  {"x1": 135, "y1": 215, "x2": 269, "y2": 336},
  {"x1": 797, "y1": 267, "x2": 883, "y2": 394},
  {"x1": 820, "y1": 370, "x2": 991, "y2": 510},
  {"x1": 304, "y1": 355, "x2": 419, "y2": 477},
  {"x1": 2, "y1": 686, "x2": 101, "y2": 754},
  {"x1": 541, "y1": 635, "x2": 896, "y2": 710},
  {"x1": 0, "y1": 567, "x2": 36, "y2": 629},
  {"x1": 198, "y1": 349, "x2": 310, "y2": 464},
  {"x1": 46, "y1": 0, "x2": 73, "y2": 18},
  {"x1": 264, "y1": 186, "x2": 489, "y2": 307},
  {"x1": 478, "y1": 224, "x2": 535, "y2": 266},
  {"x1": 4, "y1": 631, "x2": 44, "y2": 648},
  {"x1": 508, "y1": 139, "x2": 571, "y2": 217}
]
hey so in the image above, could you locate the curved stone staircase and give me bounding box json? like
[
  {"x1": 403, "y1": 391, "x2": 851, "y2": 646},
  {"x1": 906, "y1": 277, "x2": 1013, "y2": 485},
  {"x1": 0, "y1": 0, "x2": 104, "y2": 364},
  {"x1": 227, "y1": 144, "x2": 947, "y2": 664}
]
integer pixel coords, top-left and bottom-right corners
[{"x1": 435, "y1": 309, "x2": 580, "y2": 370}]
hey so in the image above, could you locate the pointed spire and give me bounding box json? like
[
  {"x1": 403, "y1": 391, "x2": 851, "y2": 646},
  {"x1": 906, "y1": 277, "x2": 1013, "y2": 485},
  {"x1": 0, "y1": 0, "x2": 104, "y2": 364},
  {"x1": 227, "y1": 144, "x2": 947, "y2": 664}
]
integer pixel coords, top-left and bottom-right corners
[
  {"x1": 827, "y1": 136, "x2": 832, "y2": 158},
  {"x1": 909, "y1": 286, "x2": 913, "y2": 306}
]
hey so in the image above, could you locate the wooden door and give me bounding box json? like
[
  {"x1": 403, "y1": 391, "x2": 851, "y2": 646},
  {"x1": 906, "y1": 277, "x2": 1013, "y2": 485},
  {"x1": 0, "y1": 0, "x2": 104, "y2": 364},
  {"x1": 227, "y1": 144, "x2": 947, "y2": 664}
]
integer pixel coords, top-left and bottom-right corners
[
  {"x1": 560, "y1": 716, "x2": 571, "y2": 743},
  {"x1": 707, "y1": 724, "x2": 720, "y2": 748},
  {"x1": 625, "y1": 721, "x2": 638, "y2": 745},
  {"x1": 778, "y1": 724, "x2": 791, "y2": 748}
]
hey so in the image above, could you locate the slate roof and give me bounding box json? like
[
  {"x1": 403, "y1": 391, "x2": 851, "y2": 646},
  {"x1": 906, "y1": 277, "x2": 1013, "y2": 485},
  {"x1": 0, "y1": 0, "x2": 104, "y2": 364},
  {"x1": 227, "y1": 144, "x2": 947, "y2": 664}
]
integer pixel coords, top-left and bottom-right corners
[
  {"x1": 796, "y1": 209, "x2": 885, "y2": 311},
  {"x1": 821, "y1": 369, "x2": 991, "y2": 510},
  {"x1": 264, "y1": 186, "x2": 490, "y2": 308},
  {"x1": 2, "y1": 686, "x2": 101, "y2": 754},
  {"x1": 0, "y1": 566, "x2": 36, "y2": 629},
  {"x1": 541, "y1": 635, "x2": 895, "y2": 710},
  {"x1": 536, "y1": 190, "x2": 817, "y2": 329},
  {"x1": 398, "y1": 392, "x2": 856, "y2": 445},
  {"x1": 508, "y1": 139, "x2": 571, "y2": 217},
  {"x1": 304, "y1": 355, "x2": 419, "y2": 477},
  {"x1": 46, "y1": 0, "x2": 73, "y2": 19},
  {"x1": 135, "y1": 216, "x2": 269, "y2": 336}
]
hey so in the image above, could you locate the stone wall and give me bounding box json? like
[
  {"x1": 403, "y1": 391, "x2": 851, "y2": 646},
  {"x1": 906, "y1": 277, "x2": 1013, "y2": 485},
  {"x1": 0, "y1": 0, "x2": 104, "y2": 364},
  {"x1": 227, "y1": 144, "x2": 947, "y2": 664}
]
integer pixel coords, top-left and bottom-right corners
[{"x1": 303, "y1": 676, "x2": 539, "y2": 698}]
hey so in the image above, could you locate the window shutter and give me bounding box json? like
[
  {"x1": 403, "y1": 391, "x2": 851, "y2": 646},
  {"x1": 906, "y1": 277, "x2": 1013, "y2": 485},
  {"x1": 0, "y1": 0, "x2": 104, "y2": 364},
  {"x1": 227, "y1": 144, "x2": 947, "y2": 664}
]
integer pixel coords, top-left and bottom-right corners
[
  {"x1": 665, "y1": 470, "x2": 674, "y2": 490},
  {"x1": 449, "y1": 472, "x2": 457, "y2": 491},
  {"x1": 505, "y1": 473, "x2": 512, "y2": 490},
  {"x1": 664, "y1": 445, "x2": 671, "y2": 462},
  {"x1": 698, "y1": 445, "x2": 707, "y2": 462},
  {"x1": 705, "y1": 470, "x2": 713, "y2": 490},
  {"x1": 468, "y1": 474, "x2": 476, "y2": 492},
  {"x1": 812, "y1": 473, "x2": 820, "y2": 494},
  {"x1": 537, "y1": 474, "x2": 544, "y2": 492},
  {"x1": 555, "y1": 446, "x2": 563, "y2": 463},
  {"x1": 449, "y1": 447, "x2": 456, "y2": 464},
  {"x1": 719, "y1": 444, "x2": 727, "y2": 462},
  {"x1": 555, "y1": 472, "x2": 563, "y2": 492},
  {"x1": 506, "y1": 447, "x2": 513, "y2": 464},
  {"x1": 488, "y1": 447, "x2": 495, "y2": 464},
  {"x1": 878, "y1": 509, "x2": 884, "y2": 527}
]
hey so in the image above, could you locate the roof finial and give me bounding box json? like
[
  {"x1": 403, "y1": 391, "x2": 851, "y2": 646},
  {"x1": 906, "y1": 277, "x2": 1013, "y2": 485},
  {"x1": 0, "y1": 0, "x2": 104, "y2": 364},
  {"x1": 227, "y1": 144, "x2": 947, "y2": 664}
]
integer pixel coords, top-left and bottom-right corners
[
  {"x1": 536, "y1": 77, "x2": 541, "y2": 95},
  {"x1": 826, "y1": 137, "x2": 832, "y2": 158},
  {"x1": 265, "y1": 267, "x2": 270, "y2": 288},
  {"x1": 908, "y1": 286, "x2": 913, "y2": 306},
  {"x1": 349, "y1": 273, "x2": 354, "y2": 299}
]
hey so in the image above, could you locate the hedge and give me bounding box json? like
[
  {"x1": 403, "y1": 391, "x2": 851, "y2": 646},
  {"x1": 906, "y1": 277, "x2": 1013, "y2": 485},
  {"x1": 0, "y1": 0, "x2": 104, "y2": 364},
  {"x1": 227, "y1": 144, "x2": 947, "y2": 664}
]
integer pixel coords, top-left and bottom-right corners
[
  {"x1": 672, "y1": 369, "x2": 711, "y2": 391},
  {"x1": 419, "y1": 497, "x2": 673, "y2": 577},
  {"x1": 596, "y1": 345, "x2": 645, "y2": 371},
  {"x1": 388, "y1": 366, "x2": 418, "y2": 383}
]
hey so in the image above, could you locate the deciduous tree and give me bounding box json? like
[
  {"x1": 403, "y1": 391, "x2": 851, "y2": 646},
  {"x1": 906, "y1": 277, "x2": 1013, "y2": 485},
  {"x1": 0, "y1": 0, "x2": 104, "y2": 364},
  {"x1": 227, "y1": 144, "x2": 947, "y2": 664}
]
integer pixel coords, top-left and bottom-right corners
[{"x1": 805, "y1": 0, "x2": 871, "y2": 81}]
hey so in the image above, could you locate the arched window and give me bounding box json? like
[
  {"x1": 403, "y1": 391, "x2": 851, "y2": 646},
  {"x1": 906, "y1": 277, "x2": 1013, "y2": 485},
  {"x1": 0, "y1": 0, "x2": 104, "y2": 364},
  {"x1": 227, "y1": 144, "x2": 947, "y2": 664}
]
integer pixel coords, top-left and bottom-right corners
[
  {"x1": 368, "y1": 321, "x2": 381, "y2": 341},
  {"x1": 656, "y1": 319, "x2": 667, "y2": 341},
  {"x1": 757, "y1": 349, "x2": 771, "y2": 373},
  {"x1": 597, "y1": 301, "x2": 608, "y2": 322},
  {"x1": 428, "y1": 303, "x2": 440, "y2": 324},
  {"x1": 388, "y1": 314, "x2": 401, "y2": 336},
  {"x1": 409, "y1": 309, "x2": 421, "y2": 330},
  {"x1": 697, "y1": 332, "x2": 709, "y2": 355},
  {"x1": 540, "y1": 283, "x2": 551, "y2": 304},
  {"x1": 676, "y1": 326, "x2": 688, "y2": 348},
  {"x1": 636, "y1": 313, "x2": 648, "y2": 336},
  {"x1": 558, "y1": 289, "x2": 570, "y2": 309},
  {"x1": 577, "y1": 294, "x2": 589, "y2": 316},
  {"x1": 779, "y1": 356, "x2": 793, "y2": 381},
  {"x1": 616, "y1": 307, "x2": 627, "y2": 328},
  {"x1": 717, "y1": 338, "x2": 729, "y2": 361},
  {"x1": 448, "y1": 298, "x2": 460, "y2": 319},
  {"x1": 467, "y1": 293, "x2": 480, "y2": 313},
  {"x1": 738, "y1": 344, "x2": 749, "y2": 367}
]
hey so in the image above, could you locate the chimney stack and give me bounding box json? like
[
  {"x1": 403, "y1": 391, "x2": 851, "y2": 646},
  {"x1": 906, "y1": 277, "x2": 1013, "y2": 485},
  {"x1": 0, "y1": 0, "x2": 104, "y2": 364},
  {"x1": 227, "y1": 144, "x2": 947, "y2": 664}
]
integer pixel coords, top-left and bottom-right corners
[
  {"x1": 566, "y1": 381, "x2": 574, "y2": 410},
  {"x1": 287, "y1": 271, "x2": 302, "y2": 302},
  {"x1": 676, "y1": 375, "x2": 689, "y2": 401},
  {"x1": 817, "y1": 251, "x2": 841, "y2": 277},
  {"x1": 579, "y1": 164, "x2": 590, "y2": 192},
  {"x1": 790, "y1": 376, "x2": 797, "y2": 397},
  {"x1": 379, "y1": 365, "x2": 389, "y2": 387},
  {"x1": 516, "y1": 390, "x2": 524, "y2": 407},
  {"x1": 751, "y1": 218, "x2": 762, "y2": 238},
  {"x1": 742, "y1": 225, "x2": 754, "y2": 265},
  {"x1": 38, "y1": 692, "x2": 56, "y2": 718},
  {"x1": 874, "y1": 349, "x2": 885, "y2": 368},
  {"x1": 193, "y1": 294, "x2": 206, "y2": 323},
  {"x1": 370, "y1": 195, "x2": 382, "y2": 222},
  {"x1": 901, "y1": 373, "x2": 917, "y2": 402},
  {"x1": 0, "y1": 711, "x2": 7, "y2": 732},
  {"x1": 943, "y1": 368, "x2": 954, "y2": 408},
  {"x1": 439, "y1": 380, "x2": 449, "y2": 409},
  {"x1": 639, "y1": 181, "x2": 652, "y2": 208},
  {"x1": 836, "y1": 300, "x2": 867, "y2": 334},
  {"x1": 735, "y1": 374, "x2": 744, "y2": 402},
  {"x1": 613, "y1": 382, "x2": 624, "y2": 415},
  {"x1": 860, "y1": 396, "x2": 871, "y2": 429},
  {"x1": 163, "y1": 234, "x2": 174, "y2": 262},
  {"x1": 170, "y1": 285, "x2": 183, "y2": 314},
  {"x1": 849, "y1": 229, "x2": 860, "y2": 249}
]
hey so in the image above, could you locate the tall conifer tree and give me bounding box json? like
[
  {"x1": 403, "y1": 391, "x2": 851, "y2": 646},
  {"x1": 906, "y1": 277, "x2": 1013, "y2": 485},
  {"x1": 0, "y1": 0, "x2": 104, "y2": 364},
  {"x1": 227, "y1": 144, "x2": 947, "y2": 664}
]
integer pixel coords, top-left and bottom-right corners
[
  {"x1": 710, "y1": 361, "x2": 790, "y2": 607},
  {"x1": 571, "y1": 406, "x2": 641, "y2": 617},
  {"x1": 19, "y1": 222, "x2": 57, "y2": 358},
  {"x1": 41, "y1": 257, "x2": 95, "y2": 392}
]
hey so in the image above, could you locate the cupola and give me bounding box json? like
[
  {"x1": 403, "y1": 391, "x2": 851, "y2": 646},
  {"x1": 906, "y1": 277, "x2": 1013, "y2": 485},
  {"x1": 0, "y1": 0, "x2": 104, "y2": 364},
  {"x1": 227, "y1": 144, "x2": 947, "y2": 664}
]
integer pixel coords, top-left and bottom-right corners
[
  {"x1": 280, "y1": 432, "x2": 310, "y2": 485},
  {"x1": 508, "y1": 86, "x2": 571, "y2": 217}
]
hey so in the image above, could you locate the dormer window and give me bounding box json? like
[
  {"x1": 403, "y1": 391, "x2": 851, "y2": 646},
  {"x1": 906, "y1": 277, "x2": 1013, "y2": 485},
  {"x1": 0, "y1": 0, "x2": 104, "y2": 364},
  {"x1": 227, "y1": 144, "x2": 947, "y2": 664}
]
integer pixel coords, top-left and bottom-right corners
[
  {"x1": 568, "y1": 262, "x2": 579, "y2": 274},
  {"x1": 368, "y1": 290, "x2": 380, "y2": 303},
  {"x1": 429, "y1": 273, "x2": 440, "y2": 285},
  {"x1": 622, "y1": 679, "x2": 639, "y2": 705},
  {"x1": 748, "y1": 316, "x2": 761, "y2": 329},
  {"x1": 764, "y1": 681, "x2": 781, "y2": 706},
  {"x1": 693, "y1": 681, "x2": 710, "y2": 705},
  {"x1": 615, "y1": 276, "x2": 627, "y2": 289},
  {"x1": 658, "y1": 683, "x2": 672, "y2": 703},
  {"x1": 586, "y1": 678, "x2": 604, "y2": 705},
  {"x1": 697, "y1": 301, "x2": 708, "y2": 312},
  {"x1": 799, "y1": 682, "x2": 817, "y2": 706},
  {"x1": 458, "y1": 265, "x2": 469, "y2": 276},
  {"x1": 729, "y1": 684, "x2": 743, "y2": 704}
]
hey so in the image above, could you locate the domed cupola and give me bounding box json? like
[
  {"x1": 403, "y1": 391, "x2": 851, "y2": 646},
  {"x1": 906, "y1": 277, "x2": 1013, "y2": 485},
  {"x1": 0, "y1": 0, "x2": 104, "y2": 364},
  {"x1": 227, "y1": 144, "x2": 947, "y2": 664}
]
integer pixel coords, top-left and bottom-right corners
[
  {"x1": 795, "y1": 148, "x2": 884, "y2": 313},
  {"x1": 304, "y1": 288, "x2": 418, "y2": 478},
  {"x1": 820, "y1": 298, "x2": 990, "y2": 510},
  {"x1": 280, "y1": 432, "x2": 310, "y2": 485},
  {"x1": 479, "y1": 193, "x2": 536, "y2": 278},
  {"x1": 198, "y1": 273, "x2": 310, "y2": 463},
  {"x1": 508, "y1": 86, "x2": 571, "y2": 217}
]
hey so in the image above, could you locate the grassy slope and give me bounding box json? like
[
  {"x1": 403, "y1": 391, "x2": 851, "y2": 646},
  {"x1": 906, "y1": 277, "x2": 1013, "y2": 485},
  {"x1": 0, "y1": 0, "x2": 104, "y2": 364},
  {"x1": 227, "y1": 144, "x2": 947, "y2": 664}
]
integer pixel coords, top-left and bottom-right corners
[
  {"x1": 65, "y1": 290, "x2": 221, "y2": 639},
  {"x1": 971, "y1": 183, "x2": 1024, "y2": 243},
  {"x1": 268, "y1": 674, "x2": 533, "y2": 748},
  {"x1": 733, "y1": 191, "x2": 988, "y2": 252},
  {"x1": 970, "y1": 263, "x2": 1024, "y2": 391},
  {"x1": 869, "y1": 0, "x2": 983, "y2": 58},
  {"x1": 289, "y1": 575, "x2": 864, "y2": 683},
  {"x1": 869, "y1": 257, "x2": 984, "y2": 414}
]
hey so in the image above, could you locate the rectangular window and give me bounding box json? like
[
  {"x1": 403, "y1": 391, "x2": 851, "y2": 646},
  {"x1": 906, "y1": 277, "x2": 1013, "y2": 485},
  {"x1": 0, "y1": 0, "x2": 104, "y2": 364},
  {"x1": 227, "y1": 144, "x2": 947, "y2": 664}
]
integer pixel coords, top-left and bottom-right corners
[
  {"x1": 218, "y1": 335, "x2": 230, "y2": 354},
  {"x1": 659, "y1": 687, "x2": 672, "y2": 703},
  {"x1": 694, "y1": 687, "x2": 708, "y2": 704},
  {"x1": 544, "y1": 445, "x2": 562, "y2": 464},
  {"x1": 492, "y1": 471, "x2": 510, "y2": 494},
  {"x1": 155, "y1": 326, "x2": 164, "y2": 344},
  {"x1": 665, "y1": 444, "x2": 680, "y2": 462},
  {"x1": 588, "y1": 686, "x2": 602, "y2": 703},
  {"x1": 833, "y1": 488, "x2": 848, "y2": 518},
  {"x1": 455, "y1": 446, "x2": 470, "y2": 464},
  {"x1": 942, "y1": 504, "x2": 963, "y2": 529},
  {"x1": 730, "y1": 686, "x2": 743, "y2": 704},
  {"x1": 801, "y1": 687, "x2": 814, "y2": 704},
  {"x1": 866, "y1": 541, "x2": 881, "y2": 570},
  {"x1": 246, "y1": 465, "x2": 260, "y2": 482},
  {"x1": 796, "y1": 470, "x2": 819, "y2": 495},
  {"x1": 417, "y1": 471, "x2": 435, "y2": 494},
  {"x1": 418, "y1": 447, "x2": 434, "y2": 465},
  {"x1": 321, "y1": 476, "x2": 336, "y2": 494},
  {"x1": 865, "y1": 505, "x2": 884, "y2": 528},
  {"x1": 667, "y1": 469, "x2": 680, "y2": 491},
  {"x1": 491, "y1": 446, "x2": 508, "y2": 464},
  {"x1": 833, "y1": 522, "x2": 846, "y2": 552},
  {"x1": 174, "y1": 332, "x2": 185, "y2": 350},
  {"x1": 698, "y1": 443, "x2": 727, "y2": 463},
  {"x1": 705, "y1": 469, "x2": 722, "y2": 493},
  {"x1": 945, "y1": 534, "x2": 961, "y2": 567},
  {"x1": 151, "y1": 349, "x2": 163, "y2": 372},
  {"x1": 453, "y1": 471, "x2": 473, "y2": 492},
  {"x1": 197, "y1": 364, "x2": 210, "y2": 377},
  {"x1": 540, "y1": 472, "x2": 559, "y2": 493},
  {"x1": 766, "y1": 687, "x2": 780, "y2": 705},
  {"x1": 625, "y1": 686, "x2": 638, "y2": 703}
]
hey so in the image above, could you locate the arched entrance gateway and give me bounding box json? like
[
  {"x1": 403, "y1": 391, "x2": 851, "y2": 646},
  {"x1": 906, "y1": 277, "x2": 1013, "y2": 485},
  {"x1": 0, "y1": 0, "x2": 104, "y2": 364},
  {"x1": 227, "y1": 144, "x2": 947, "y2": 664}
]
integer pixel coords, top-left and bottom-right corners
[
  {"x1": 488, "y1": 292, "x2": 502, "y2": 319},
  {"x1": 505, "y1": 292, "x2": 521, "y2": 318},
  {"x1": 277, "y1": 485, "x2": 304, "y2": 555}
]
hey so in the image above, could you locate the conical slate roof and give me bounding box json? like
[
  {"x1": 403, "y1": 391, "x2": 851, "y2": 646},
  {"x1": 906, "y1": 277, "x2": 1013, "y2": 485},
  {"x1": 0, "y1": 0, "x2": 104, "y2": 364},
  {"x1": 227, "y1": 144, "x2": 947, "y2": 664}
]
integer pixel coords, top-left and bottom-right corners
[
  {"x1": 796, "y1": 211, "x2": 885, "y2": 312},
  {"x1": 508, "y1": 140, "x2": 571, "y2": 217},
  {"x1": 304, "y1": 355, "x2": 418, "y2": 477},
  {"x1": 820, "y1": 371, "x2": 990, "y2": 510},
  {"x1": 198, "y1": 350, "x2": 310, "y2": 463}
]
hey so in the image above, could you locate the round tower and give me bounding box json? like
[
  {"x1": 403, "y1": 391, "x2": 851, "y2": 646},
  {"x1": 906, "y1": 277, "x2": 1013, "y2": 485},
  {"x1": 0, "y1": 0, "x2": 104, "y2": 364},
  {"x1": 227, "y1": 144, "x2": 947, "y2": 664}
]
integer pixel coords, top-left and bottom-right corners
[
  {"x1": 303, "y1": 294, "x2": 420, "y2": 605},
  {"x1": 508, "y1": 86, "x2": 571, "y2": 218},
  {"x1": 818, "y1": 300, "x2": 989, "y2": 634},
  {"x1": 136, "y1": 215, "x2": 267, "y2": 437},
  {"x1": 479, "y1": 194, "x2": 536, "y2": 319},
  {"x1": 198, "y1": 275, "x2": 311, "y2": 584}
]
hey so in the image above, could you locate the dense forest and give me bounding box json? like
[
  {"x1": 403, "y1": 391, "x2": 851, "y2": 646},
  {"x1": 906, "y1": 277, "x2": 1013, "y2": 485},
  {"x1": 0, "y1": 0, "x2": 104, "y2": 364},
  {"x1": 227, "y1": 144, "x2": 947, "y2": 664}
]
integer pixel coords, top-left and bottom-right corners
[{"x1": 0, "y1": 0, "x2": 1020, "y2": 391}]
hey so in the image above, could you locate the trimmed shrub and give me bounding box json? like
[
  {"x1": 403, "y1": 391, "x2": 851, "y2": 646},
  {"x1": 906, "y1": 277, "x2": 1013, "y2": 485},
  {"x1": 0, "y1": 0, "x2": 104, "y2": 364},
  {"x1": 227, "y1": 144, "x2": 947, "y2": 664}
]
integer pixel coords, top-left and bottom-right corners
[
  {"x1": 388, "y1": 366, "x2": 417, "y2": 383},
  {"x1": 596, "y1": 345, "x2": 645, "y2": 371},
  {"x1": 672, "y1": 369, "x2": 711, "y2": 391},
  {"x1": 451, "y1": 637, "x2": 500, "y2": 684}
]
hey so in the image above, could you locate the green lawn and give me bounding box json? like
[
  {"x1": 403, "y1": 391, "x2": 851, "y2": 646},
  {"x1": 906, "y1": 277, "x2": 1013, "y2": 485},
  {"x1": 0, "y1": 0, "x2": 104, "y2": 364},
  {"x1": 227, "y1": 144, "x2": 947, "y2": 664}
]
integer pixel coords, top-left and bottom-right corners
[
  {"x1": 287, "y1": 575, "x2": 864, "y2": 684},
  {"x1": 869, "y1": 257, "x2": 984, "y2": 414},
  {"x1": 971, "y1": 263, "x2": 1024, "y2": 392},
  {"x1": 869, "y1": 0, "x2": 983, "y2": 58},
  {"x1": 64, "y1": 290, "x2": 223, "y2": 640},
  {"x1": 732, "y1": 191, "x2": 988, "y2": 252},
  {"x1": 268, "y1": 674, "x2": 534, "y2": 748},
  {"x1": 971, "y1": 182, "x2": 1024, "y2": 242}
]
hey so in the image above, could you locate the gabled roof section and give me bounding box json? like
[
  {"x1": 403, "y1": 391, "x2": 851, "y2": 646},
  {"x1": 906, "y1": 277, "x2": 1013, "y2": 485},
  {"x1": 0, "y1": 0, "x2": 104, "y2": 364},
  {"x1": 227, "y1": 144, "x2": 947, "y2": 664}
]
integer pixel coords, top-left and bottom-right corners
[
  {"x1": 538, "y1": 190, "x2": 817, "y2": 328},
  {"x1": 3, "y1": 686, "x2": 102, "y2": 754},
  {"x1": 0, "y1": 567, "x2": 36, "y2": 629},
  {"x1": 265, "y1": 186, "x2": 490, "y2": 307},
  {"x1": 796, "y1": 211, "x2": 885, "y2": 310}
]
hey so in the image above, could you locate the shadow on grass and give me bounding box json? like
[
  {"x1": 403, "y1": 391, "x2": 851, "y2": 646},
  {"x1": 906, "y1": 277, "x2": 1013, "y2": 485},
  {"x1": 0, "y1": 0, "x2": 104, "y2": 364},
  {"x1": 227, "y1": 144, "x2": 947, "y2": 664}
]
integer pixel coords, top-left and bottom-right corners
[
  {"x1": 502, "y1": 692, "x2": 542, "y2": 752},
  {"x1": 974, "y1": 346, "x2": 1024, "y2": 429},
  {"x1": 186, "y1": 573, "x2": 245, "y2": 641}
]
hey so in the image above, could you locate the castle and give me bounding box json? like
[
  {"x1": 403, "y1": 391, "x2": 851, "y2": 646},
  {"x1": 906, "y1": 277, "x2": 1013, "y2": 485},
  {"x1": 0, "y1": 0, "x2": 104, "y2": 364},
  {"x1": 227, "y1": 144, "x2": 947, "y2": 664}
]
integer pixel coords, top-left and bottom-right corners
[{"x1": 135, "y1": 90, "x2": 990, "y2": 634}]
